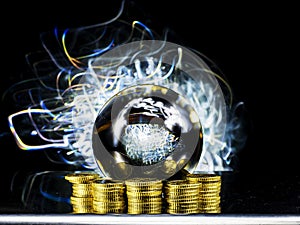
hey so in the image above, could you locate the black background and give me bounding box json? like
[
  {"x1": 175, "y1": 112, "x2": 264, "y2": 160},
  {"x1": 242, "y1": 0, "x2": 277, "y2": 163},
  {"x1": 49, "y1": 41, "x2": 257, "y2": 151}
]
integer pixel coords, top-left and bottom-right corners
[{"x1": 0, "y1": 1, "x2": 299, "y2": 213}]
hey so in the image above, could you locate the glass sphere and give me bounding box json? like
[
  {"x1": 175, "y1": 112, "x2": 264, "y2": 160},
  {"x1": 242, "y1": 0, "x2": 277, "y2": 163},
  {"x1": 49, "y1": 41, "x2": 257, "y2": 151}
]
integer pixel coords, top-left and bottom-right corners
[{"x1": 92, "y1": 84, "x2": 202, "y2": 180}]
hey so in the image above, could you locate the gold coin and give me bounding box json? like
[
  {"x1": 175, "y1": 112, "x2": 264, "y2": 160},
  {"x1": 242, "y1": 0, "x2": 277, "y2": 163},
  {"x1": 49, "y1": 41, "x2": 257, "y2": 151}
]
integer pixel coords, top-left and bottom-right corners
[
  {"x1": 93, "y1": 193, "x2": 125, "y2": 200},
  {"x1": 164, "y1": 189, "x2": 199, "y2": 196},
  {"x1": 127, "y1": 209, "x2": 162, "y2": 214},
  {"x1": 125, "y1": 178, "x2": 162, "y2": 187},
  {"x1": 72, "y1": 183, "x2": 92, "y2": 190},
  {"x1": 167, "y1": 208, "x2": 199, "y2": 214},
  {"x1": 126, "y1": 190, "x2": 162, "y2": 197},
  {"x1": 93, "y1": 208, "x2": 124, "y2": 214},
  {"x1": 127, "y1": 202, "x2": 162, "y2": 206},
  {"x1": 128, "y1": 202, "x2": 162, "y2": 208},
  {"x1": 127, "y1": 206, "x2": 162, "y2": 211},
  {"x1": 165, "y1": 180, "x2": 201, "y2": 189},
  {"x1": 93, "y1": 206, "x2": 125, "y2": 211},
  {"x1": 166, "y1": 198, "x2": 199, "y2": 204},
  {"x1": 164, "y1": 185, "x2": 200, "y2": 190},
  {"x1": 72, "y1": 190, "x2": 93, "y2": 198},
  {"x1": 199, "y1": 208, "x2": 221, "y2": 213},
  {"x1": 71, "y1": 204, "x2": 92, "y2": 211},
  {"x1": 93, "y1": 188, "x2": 125, "y2": 195},
  {"x1": 127, "y1": 195, "x2": 162, "y2": 202},
  {"x1": 72, "y1": 208, "x2": 94, "y2": 214},
  {"x1": 200, "y1": 192, "x2": 220, "y2": 198},
  {"x1": 199, "y1": 204, "x2": 221, "y2": 210},
  {"x1": 93, "y1": 207, "x2": 124, "y2": 213},
  {"x1": 127, "y1": 208, "x2": 161, "y2": 213},
  {"x1": 93, "y1": 196, "x2": 124, "y2": 202},
  {"x1": 165, "y1": 179, "x2": 188, "y2": 185},
  {"x1": 200, "y1": 188, "x2": 221, "y2": 193},
  {"x1": 199, "y1": 200, "x2": 220, "y2": 205},
  {"x1": 167, "y1": 205, "x2": 199, "y2": 211},
  {"x1": 165, "y1": 192, "x2": 199, "y2": 198},
  {"x1": 93, "y1": 188, "x2": 124, "y2": 193},
  {"x1": 93, "y1": 179, "x2": 124, "y2": 187},
  {"x1": 93, "y1": 205, "x2": 125, "y2": 212},
  {"x1": 127, "y1": 200, "x2": 161, "y2": 205},
  {"x1": 93, "y1": 199, "x2": 124, "y2": 203},
  {"x1": 127, "y1": 205, "x2": 162, "y2": 211},
  {"x1": 93, "y1": 185, "x2": 125, "y2": 189},
  {"x1": 71, "y1": 204, "x2": 93, "y2": 210},
  {"x1": 72, "y1": 204, "x2": 93, "y2": 209},
  {"x1": 186, "y1": 173, "x2": 221, "y2": 182},
  {"x1": 201, "y1": 185, "x2": 221, "y2": 191},
  {"x1": 200, "y1": 184, "x2": 221, "y2": 189},
  {"x1": 127, "y1": 191, "x2": 162, "y2": 197},
  {"x1": 70, "y1": 196, "x2": 93, "y2": 204},
  {"x1": 167, "y1": 201, "x2": 198, "y2": 207},
  {"x1": 93, "y1": 189, "x2": 124, "y2": 196},
  {"x1": 200, "y1": 198, "x2": 221, "y2": 203},
  {"x1": 166, "y1": 193, "x2": 199, "y2": 199},
  {"x1": 198, "y1": 204, "x2": 221, "y2": 210},
  {"x1": 72, "y1": 183, "x2": 92, "y2": 188},
  {"x1": 201, "y1": 182, "x2": 221, "y2": 187},
  {"x1": 200, "y1": 196, "x2": 221, "y2": 201},
  {"x1": 126, "y1": 185, "x2": 163, "y2": 191},
  {"x1": 65, "y1": 172, "x2": 99, "y2": 183}
]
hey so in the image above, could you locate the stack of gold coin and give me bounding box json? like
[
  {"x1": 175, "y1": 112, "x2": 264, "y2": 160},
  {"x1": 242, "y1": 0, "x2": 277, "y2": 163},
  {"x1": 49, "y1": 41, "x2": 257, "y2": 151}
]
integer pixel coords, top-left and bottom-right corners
[
  {"x1": 92, "y1": 179, "x2": 125, "y2": 214},
  {"x1": 186, "y1": 173, "x2": 221, "y2": 213},
  {"x1": 164, "y1": 179, "x2": 201, "y2": 214},
  {"x1": 65, "y1": 171, "x2": 99, "y2": 214},
  {"x1": 125, "y1": 178, "x2": 163, "y2": 214}
]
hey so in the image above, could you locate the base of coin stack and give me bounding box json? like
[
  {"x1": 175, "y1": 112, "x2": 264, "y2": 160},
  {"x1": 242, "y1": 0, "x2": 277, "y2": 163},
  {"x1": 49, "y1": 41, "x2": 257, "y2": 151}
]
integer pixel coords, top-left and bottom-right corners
[{"x1": 64, "y1": 170, "x2": 222, "y2": 215}]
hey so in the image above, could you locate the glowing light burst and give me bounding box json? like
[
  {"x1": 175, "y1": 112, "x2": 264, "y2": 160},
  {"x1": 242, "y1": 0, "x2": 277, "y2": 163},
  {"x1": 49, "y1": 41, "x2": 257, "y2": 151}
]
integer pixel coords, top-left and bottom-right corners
[
  {"x1": 122, "y1": 123, "x2": 178, "y2": 165},
  {"x1": 7, "y1": 4, "x2": 246, "y2": 177}
]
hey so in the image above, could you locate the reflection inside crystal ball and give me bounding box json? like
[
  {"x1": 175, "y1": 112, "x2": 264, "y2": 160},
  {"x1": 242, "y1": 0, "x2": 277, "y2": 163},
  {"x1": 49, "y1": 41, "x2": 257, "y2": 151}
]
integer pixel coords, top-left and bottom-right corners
[
  {"x1": 122, "y1": 123, "x2": 179, "y2": 165},
  {"x1": 118, "y1": 95, "x2": 183, "y2": 166},
  {"x1": 95, "y1": 93, "x2": 183, "y2": 166},
  {"x1": 92, "y1": 84, "x2": 202, "y2": 179}
]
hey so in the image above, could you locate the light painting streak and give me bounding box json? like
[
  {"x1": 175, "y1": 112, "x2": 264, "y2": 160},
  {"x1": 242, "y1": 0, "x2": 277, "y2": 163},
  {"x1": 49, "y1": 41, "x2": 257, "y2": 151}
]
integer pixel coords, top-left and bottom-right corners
[{"x1": 6, "y1": 1, "x2": 245, "y2": 174}]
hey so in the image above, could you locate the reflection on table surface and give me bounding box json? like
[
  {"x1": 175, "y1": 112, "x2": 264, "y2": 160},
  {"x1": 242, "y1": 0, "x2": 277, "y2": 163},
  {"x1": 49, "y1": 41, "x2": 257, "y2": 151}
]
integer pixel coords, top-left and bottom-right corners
[{"x1": 0, "y1": 170, "x2": 299, "y2": 214}]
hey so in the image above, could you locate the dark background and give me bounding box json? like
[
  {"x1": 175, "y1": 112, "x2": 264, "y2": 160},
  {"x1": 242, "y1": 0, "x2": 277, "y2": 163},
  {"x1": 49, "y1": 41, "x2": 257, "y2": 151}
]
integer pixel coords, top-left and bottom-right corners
[{"x1": 0, "y1": 1, "x2": 299, "y2": 213}]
